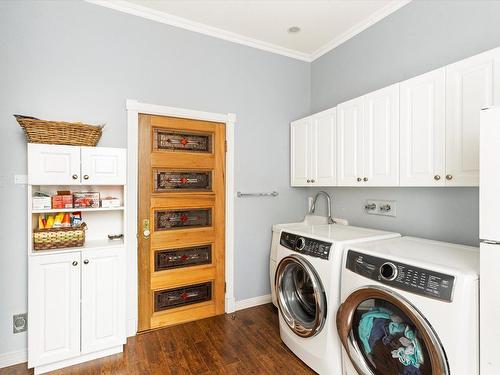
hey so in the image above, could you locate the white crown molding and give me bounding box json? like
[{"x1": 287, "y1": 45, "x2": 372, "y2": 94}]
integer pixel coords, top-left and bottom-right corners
[
  {"x1": 85, "y1": 0, "x2": 311, "y2": 61},
  {"x1": 86, "y1": 0, "x2": 411, "y2": 63},
  {"x1": 310, "y1": 0, "x2": 413, "y2": 61}
]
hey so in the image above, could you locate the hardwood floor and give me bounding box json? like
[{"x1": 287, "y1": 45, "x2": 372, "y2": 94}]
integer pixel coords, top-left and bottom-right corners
[{"x1": 0, "y1": 304, "x2": 315, "y2": 375}]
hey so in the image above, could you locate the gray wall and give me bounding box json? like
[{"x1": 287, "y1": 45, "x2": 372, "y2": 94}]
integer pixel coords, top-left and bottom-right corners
[
  {"x1": 309, "y1": 0, "x2": 500, "y2": 246},
  {"x1": 0, "y1": 1, "x2": 310, "y2": 356}
]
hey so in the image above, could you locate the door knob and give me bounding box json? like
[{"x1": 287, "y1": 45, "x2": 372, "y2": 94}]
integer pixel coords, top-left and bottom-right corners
[
  {"x1": 363, "y1": 177, "x2": 368, "y2": 182},
  {"x1": 142, "y1": 219, "x2": 150, "y2": 239},
  {"x1": 434, "y1": 175, "x2": 441, "y2": 181},
  {"x1": 307, "y1": 179, "x2": 311, "y2": 183},
  {"x1": 72, "y1": 174, "x2": 78, "y2": 180},
  {"x1": 311, "y1": 179, "x2": 315, "y2": 183},
  {"x1": 83, "y1": 259, "x2": 89, "y2": 265},
  {"x1": 446, "y1": 174, "x2": 453, "y2": 180},
  {"x1": 83, "y1": 175, "x2": 89, "y2": 180},
  {"x1": 357, "y1": 177, "x2": 362, "y2": 182},
  {"x1": 72, "y1": 261, "x2": 78, "y2": 266}
]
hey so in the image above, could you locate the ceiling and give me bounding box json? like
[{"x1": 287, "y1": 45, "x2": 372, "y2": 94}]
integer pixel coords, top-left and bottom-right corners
[{"x1": 89, "y1": 0, "x2": 412, "y2": 61}]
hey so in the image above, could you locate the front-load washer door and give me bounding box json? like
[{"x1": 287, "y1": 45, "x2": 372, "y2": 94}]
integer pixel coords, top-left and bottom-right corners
[
  {"x1": 275, "y1": 254, "x2": 327, "y2": 338},
  {"x1": 336, "y1": 286, "x2": 449, "y2": 375}
]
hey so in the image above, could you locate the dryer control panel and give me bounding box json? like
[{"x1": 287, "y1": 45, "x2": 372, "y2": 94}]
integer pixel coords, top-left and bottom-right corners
[
  {"x1": 346, "y1": 250, "x2": 455, "y2": 302},
  {"x1": 280, "y1": 232, "x2": 331, "y2": 260}
]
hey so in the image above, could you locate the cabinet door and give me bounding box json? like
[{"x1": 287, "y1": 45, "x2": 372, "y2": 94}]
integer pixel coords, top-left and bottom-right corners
[
  {"x1": 28, "y1": 144, "x2": 81, "y2": 185},
  {"x1": 446, "y1": 47, "x2": 500, "y2": 186},
  {"x1": 363, "y1": 84, "x2": 400, "y2": 186},
  {"x1": 310, "y1": 109, "x2": 337, "y2": 186},
  {"x1": 400, "y1": 68, "x2": 446, "y2": 186},
  {"x1": 28, "y1": 253, "x2": 81, "y2": 367},
  {"x1": 291, "y1": 119, "x2": 311, "y2": 186},
  {"x1": 81, "y1": 147, "x2": 126, "y2": 185},
  {"x1": 81, "y1": 247, "x2": 125, "y2": 354},
  {"x1": 337, "y1": 97, "x2": 364, "y2": 186}
]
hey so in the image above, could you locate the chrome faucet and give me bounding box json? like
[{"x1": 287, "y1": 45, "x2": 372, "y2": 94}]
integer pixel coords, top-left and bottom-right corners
[{"x1": 309, "y1": 191, "x2": 335, "y2": 224}]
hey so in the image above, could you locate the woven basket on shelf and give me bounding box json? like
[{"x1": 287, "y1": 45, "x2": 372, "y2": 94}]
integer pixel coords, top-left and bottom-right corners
[
  {"x1": 33, "y1": 224, "x2": 86, "y2": 251},
  {"x1": 15, "y1": 115, "x2": 103, "y2": 146}
]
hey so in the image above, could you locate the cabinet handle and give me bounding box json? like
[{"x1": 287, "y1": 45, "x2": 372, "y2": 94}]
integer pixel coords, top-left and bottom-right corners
[
  {"x1": 446, "y1": 174, "x2": 453, "y2": 180},
  {"x1": 83, "y1": 259, "x2": 89, "y2": 265},
  {"x1": 307, "y1": 179, "x2": 311, "y2": 183},
  {"x1": 83, "y1": 175, "x2": 89, "y2": 180},
  {"x1": 363, "y1": 177, "x2": 368, "y2": 182},
  {"x1": 357, "y1": 177, "x2": 362, "y2": 182},
  {"x1": 434, "y1": 175, "x2": 441, "y2": 181},
  {"x1": 311, "y1": 179, "x2": 315, "y2": 183},
  {"x1": 72, "y1": 174, "x2": 78, "y2": 180},
  {"x1": 72, "y1": 261, "x2": 78, "y2": 266}
]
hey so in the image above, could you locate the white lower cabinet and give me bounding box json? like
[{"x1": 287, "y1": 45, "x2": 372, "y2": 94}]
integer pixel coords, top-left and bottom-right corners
[
  {"x1": 28, "y1": 253, "x2": 81, "y2": 368},
  {"x1": 28, "y1": 247, "x2": 125, "y2": 373},
  {"x1": 81, "y1": 248, "x2": 125, "y2": 354}
]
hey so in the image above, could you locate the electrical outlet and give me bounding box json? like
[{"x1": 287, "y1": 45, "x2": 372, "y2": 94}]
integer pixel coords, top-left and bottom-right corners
[
  {"x1": 13, "y1": 313, "x2": 27, "y2": 334},
  {"x1": 364, "y1": 200, "x2": 396, "y2": 217}
]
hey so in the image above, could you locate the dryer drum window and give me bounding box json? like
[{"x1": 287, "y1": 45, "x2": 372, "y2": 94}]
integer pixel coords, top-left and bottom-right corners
[
  {"x1": 337, "y1": 287, "x2": 449, "y2": 375},
  {"x1": 275, "y1": 255, "x2": 327, "y2": 338}
]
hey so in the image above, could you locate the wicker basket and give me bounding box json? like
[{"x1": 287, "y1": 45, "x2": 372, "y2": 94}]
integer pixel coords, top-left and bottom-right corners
[
  {"x1": 15, "y1": 115, "x2": 103, "y2": 146},
  {"x1": 33, "y1": 224, "x2": 86, "y2": 251}
]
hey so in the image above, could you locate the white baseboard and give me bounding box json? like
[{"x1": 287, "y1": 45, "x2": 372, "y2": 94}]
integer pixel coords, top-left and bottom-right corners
[
  {"x1": 235, "y1": 294, "x2": 272, "y2": 311},
  {"x1": 225, "y1": 296, "x2": 236, "y2": 314},
  {"x1": 126, "y1": 317, "x2": 137, "y2": 337},
  {"x1": 0, "y1": 349, "x2": 27, "y2": 369}
]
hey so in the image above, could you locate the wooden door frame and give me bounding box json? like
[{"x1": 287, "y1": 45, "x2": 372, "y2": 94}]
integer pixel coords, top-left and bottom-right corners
[{"x1": 125, "y1": 99, "x2": 236, "y2": 337}]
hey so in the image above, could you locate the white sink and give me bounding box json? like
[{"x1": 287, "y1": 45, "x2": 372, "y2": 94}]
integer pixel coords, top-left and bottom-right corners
[{"x1": 272, "y1": 215, "x2": 348, "y2": 232}]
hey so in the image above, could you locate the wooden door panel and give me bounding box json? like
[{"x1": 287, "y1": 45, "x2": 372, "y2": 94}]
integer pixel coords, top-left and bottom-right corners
[{"x1": 138, "y1": 114, "x2": 225, "y2": 332}]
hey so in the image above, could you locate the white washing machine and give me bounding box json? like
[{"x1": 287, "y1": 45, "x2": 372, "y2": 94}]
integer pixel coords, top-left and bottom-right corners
[
  {"x1": 269, "y1": 215, "x2": 348, "y2": 307},
  {"x1": 337, "y1": 236, "x2": 479, "y2": 375},
  {"x1": 274, "y1": 224, "x2": 400, "y2": 374}
]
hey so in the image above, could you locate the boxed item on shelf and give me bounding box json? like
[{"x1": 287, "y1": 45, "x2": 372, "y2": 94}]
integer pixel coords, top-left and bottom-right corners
[
  {"x1": 73, "y1": 192, "x2": 100, "y2": 208},
  {"x1": 52, "y1": 191, "x2": 73, "y2": 209},
  {"x1": 101, "y1": 197, "x2": 120, "y2": 208},
  {"x1": 33, "y1": 194, "x2": 51, "y2": 210}
]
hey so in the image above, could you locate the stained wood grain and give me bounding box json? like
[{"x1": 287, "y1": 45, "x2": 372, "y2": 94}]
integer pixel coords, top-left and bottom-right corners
[{"x1": 0, "y1": 305, "x2": 315, "y2": 375}]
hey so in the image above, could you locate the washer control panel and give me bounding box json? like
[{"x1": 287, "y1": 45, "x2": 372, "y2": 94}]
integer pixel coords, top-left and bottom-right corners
[
  {"x1": 280, "y1": 232, "x2": 331, "y2": 260},
  {"x1": 346, "y1": 250, "x2": 455, "y2": 302}
]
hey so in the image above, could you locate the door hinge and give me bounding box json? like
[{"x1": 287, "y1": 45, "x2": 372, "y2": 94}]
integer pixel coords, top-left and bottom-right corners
[
  {"x1": 225, "y1": 140, "x2": 227, "y2": 152},
  {"x1": 224, "y1": 282, "x2": 227, "y2": 293}
]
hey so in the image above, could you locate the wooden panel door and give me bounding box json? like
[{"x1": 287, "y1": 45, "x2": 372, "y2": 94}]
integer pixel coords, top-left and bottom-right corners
[
  {"x1": 363, "y1": 84, "x2": 399, "y2": 186},
  {"x1": 28, "y1": 144, "x2": 81, "y2": 185},
  {"x1": 311, "y1": 108, "x2": 337, "y2": 186},
  {"x1": 81, "y1": 146, "x2": 126, "y2": 185},
  {"x1": 337, "y1": 97, "x2": 364, "y2": 186},
  {"x1": 400, "y1": 68, "x2": 446, "y2": 186},
  {"x1": 28, "y1": 252, "x2": 81, "y2": 367},
  {"x1": 290, "y1": 118, "x2": 311, "y2": 186},
  {"x1": 445, "y1": 47, "x2": 500, "y2": 186},
  {"x1": 138, "y1": 114, "x2": 225, "y2": 331},
  {"x1": 81, "y1": 247, "x2": 125, "y2": 354}
]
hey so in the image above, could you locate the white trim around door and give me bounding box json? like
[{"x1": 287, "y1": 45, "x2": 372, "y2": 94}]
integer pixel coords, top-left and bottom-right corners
[{"x1": 126, "y1": 99, "x2": 236, "y2": 337}]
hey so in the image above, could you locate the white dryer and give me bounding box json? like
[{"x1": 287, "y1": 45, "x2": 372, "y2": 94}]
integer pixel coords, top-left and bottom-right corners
[
  {"x1": 337, "y1": 236, "x2": 479, "y2": 375},
  {"x1": 274, "y1": 224, "x2": 400, "y2": 374}
]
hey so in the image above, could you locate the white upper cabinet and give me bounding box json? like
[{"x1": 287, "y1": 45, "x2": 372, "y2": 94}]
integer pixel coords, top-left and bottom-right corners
[
  {"x1": 28, "y1": 144, "x2": 126, "y2": 185},
  {"x1": 28, "y1": 144, "x2": 81, "y2": 185},
  {"x1": 445, "y1": 47, "x2": 500, "y2": 186},
  {"x1": 363, "y1": 84, "x2": 400, "y2": 186},
  {"x1": 291, "y1": 118, "x2": 311, "y2": 186},
  {"x1": 28, "y1": 252, "x2": 81, "y2": 368},
  {"x1": 400, "y1": 68, "x2": 446, "y2": 186},
  {"x1": 291, "y1": 108, "x2": 336, "y2": 187},
  {"x1": 81, "y1": 248, "x2": 125, "y2": 354},
  {"x1": 337, "y1": 97, "x2": 364, "y2": 186},
  {"x1": 81, "y1": 147, "x2": 126, "y2": 185},
  {"x1": 337, "y1": 84, "x2": 399, "y2": 186},
  {"x1": 312, "y1": 109, "x2": 337, "y2": 186}
]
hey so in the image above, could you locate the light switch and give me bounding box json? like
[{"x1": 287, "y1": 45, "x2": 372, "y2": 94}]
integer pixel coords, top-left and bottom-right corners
[{"x1": 14, "y1": 174, "x2": 28, "y2": 184}]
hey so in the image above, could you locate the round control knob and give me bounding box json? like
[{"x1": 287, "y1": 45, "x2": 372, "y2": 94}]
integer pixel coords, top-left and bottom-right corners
[
  {"x1": 379, "y1": 262, "x2": 397, "y2": 281},
  {"x1": 295, "y1": 237, "x2": 306, "y2": 251}
]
